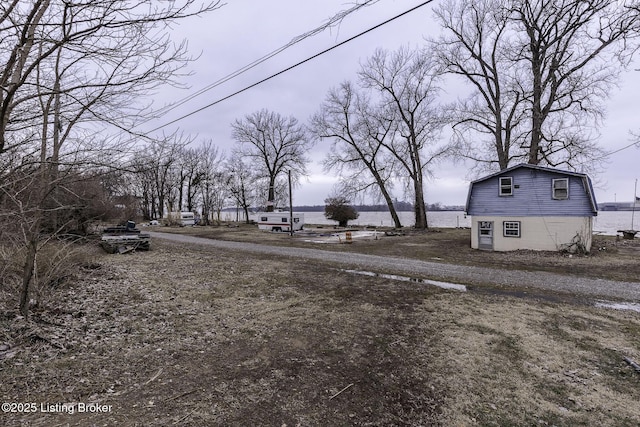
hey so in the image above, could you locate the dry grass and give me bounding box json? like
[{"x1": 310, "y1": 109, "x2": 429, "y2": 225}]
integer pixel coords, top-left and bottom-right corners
[
  {"x1": 1, "y1": 229, "x2": 639, "y2": 426},
  {"x1": 160, "y1": 223, "x2": 640, "y2": 282},
  {"x1": 421, "y1": 294, "x2": 640, "y2": 426}
]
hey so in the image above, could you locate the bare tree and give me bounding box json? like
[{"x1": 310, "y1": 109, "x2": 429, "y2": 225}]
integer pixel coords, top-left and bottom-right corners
[
  {"x1": 198, "y1": 142, "x2": 225, "y2": 225},
  {"x1": 181, "y1": 146, "x2": 206, "y2": 213},
  {"x1": 512, "y1": 0, "x2": 639, "y2": 167},
  {"x1": 432, "y1": 0, "x2": 529, "y2": 171},
  {"x1": 131, "y1": 153, "x2": 160, "y2": 221},
  {"x1": 226, "y1": 151, "x2": 258, "y2": 223},
  {"x1": 132, "y1": 135, "x2": 188, "y2": 220},
  {"x1": 310, "y1": 81, "x2": 403, "y2": 228},
  {"x1": 432, "y1": 0, "x2": 640, "y2": 171},
  {"x1": 359, "y1": 47, "x2": 447, "y2": 229},
  {"x1": 0, "y1": 0, "x2": 222, "y2": 317},
  {"x1": 231, "y1": 109, "x2": 312, "y2": 212},
  {"x1": 0, "y1": 1, "x2": 222, "y2": 155}
]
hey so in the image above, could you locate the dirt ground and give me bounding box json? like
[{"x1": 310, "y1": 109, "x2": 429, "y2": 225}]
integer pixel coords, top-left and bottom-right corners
[{"x1": 1, "y1": 225, "x2": 639, "y2": 426}]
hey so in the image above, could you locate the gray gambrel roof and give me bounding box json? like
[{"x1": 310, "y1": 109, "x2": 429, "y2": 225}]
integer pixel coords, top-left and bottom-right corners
[{"x1": 464, "y1": 163, "x2": 598, "y2": 214}]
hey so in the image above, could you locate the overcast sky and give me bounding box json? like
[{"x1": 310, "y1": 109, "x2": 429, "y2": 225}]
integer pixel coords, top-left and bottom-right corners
[{"x1": 143, "y1": 0, "x2": 640, "y2": 207}]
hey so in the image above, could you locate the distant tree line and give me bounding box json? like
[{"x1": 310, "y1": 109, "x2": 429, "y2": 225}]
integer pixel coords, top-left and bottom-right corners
[{"x1": 293, "y1": 202, "x2": 464, "y2": 212}]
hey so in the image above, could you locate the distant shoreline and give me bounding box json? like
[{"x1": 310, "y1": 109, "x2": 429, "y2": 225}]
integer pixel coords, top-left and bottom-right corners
[{"x1": 224, "y1": 206, "x2": 466, "y2": 213}]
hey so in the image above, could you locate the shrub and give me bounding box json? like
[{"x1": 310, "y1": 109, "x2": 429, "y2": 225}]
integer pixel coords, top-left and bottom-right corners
[
  {"x1": 324, "y1": 197, "x2": 359, "y2": 227},
  {"x1": 0, "y1": 240, "x2": 97, "y2": 313}
]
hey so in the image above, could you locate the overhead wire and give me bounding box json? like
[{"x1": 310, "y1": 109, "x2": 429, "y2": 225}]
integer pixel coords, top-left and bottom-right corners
[
  {"x1": 148, "y1": 0, "x2": 382, "y2": 122},
  {"x1": 143, "y1": 0, "x2": 435, "y2": 134},
  {"x1": 597, "y1": 140, "x2": 640, "y2": 159},
  {"x1": 570, "y1": 139, "x2": 640, "y2": 169}
]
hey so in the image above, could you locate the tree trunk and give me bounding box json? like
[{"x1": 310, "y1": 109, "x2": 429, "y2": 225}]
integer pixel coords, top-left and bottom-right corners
[
  {"x1": 185, "y1": 183, "x2": 191, "y2": 212},
  {"x1": 528, "y1": 36, "x2": 543, "y2": 165},
  {"x1": 267, "y1": 176, "x2": 276, "y2": 212},
  {"x1": 495, "y1": 120, "x2": 509, "y2": 170},
  {"x1": 240, "y1": 182, "x2": 251, "y2": 224},
  {"x1": 242, "y1": 205, "x2": 250, "y2": 223},
  {"x1": 409, "y1": 133, "x2": 428, "y2": 229},
  {"x1": 19, "y1": 238, "x2": 38, "y2": 318},
  {"x1": 377, "y1": 176, "x2": 402, "y2": 228},
  {"x1": 413, "y1": 178, "x2": 428, "y2": 230},
  {"x1": 178, "y1": 180, "x2": 184, "y2": 212},
  {"x1": 365, "y1": 164, "x2": 402, "y2": 228}
]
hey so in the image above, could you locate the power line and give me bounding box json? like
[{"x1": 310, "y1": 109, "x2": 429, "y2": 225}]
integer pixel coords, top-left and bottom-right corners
[
  {"x1": 100, "y1": 1, "x2": 386, "y2": 148},
  {"x1": 602, "y1": 140, "x2": 640, "y2": 158},
  {"x1": 149, "y1": 0, "x2": 382, "y2": 121},
  {"x1": 145, "y1": 0, "x2": 435, "y2": 134},
  {"x1": 585, "y1": 139, "x2": 640, "y2": 164}
]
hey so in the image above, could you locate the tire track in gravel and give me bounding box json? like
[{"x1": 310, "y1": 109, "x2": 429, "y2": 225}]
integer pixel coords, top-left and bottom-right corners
[{"x1": 148, "y1": 231, "x2": 640, "y2": 302}]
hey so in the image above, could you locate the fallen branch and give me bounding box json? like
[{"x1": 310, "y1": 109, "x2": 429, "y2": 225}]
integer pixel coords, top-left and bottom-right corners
[
  {"x1": 163, "y1": 389, "x2": 198, "y2": 402},
  {"x1": 118, "y1": 367, "x2": 164, "y2": 397},
  {"x1": 144, "y1": 368, "x2": 163, "y2": 386},
  {"x1": 28, "y1": 333, "x2": 65, "y2": 349},
  {"x1": 0, "y1": 344, "x2": 20, "y2": 361},
  {"x1": 173, "y1": 409, "x2": 196, "y2": 425},
  {"x1": 329, "y1": 383, "x2": 354, "y2": 400},
  {"x1": 624, "y1": 357, "x2": 640, "y2": 374}
]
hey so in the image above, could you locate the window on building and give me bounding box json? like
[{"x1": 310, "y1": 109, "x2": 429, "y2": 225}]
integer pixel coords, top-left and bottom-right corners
[
  {"x1": 552, "y1": 178, "x2": 569, "y2": 200},
  {"x1": 503, "y1": 221, "x2": 520, "y2": 237},
  {"x1": 499, "y1": 177, "x2": 513, "y2": 196}
]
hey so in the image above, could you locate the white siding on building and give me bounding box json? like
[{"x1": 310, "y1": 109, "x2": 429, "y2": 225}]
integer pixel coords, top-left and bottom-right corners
[{"x1": 471, "y1": 216, "x2": 593, "y2": 252}]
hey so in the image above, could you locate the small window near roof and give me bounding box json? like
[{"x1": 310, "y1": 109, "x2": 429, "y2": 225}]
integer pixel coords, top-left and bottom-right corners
[
  {"x1": 552, "y1": 178, "x2": 569, "y2": 200},
  {"x1": 499, "y1": 177, "x2": 513, "y2": 196},
  {"x1": 503, "y1": 221, "x2": 520, "y2": 237}
]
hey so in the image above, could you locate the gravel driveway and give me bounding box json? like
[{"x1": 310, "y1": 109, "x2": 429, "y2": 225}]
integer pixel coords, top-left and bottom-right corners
[{"x1": 149, "y1": 231, "x2": 640, "y2": 302}]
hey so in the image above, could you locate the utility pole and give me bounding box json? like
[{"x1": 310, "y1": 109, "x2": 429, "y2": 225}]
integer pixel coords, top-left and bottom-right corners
[
  {"x1": 632, "y1": 179, "x2": 637, "y2": 231},
  {"x1": 288, "y1": 170, "x2": 294, "y2": 237}
]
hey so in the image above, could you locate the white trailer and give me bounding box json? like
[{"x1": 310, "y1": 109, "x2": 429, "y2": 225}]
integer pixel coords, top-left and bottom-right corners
[
  {"x1": 167, "y1": 211, "x2": 195, "y2": 226},
  {"x1": 255, "y1": 212, "x2": 304, "y2": 232},
  {"x1": 179, "y1": 212, "x2": 195, "y2": 226}
]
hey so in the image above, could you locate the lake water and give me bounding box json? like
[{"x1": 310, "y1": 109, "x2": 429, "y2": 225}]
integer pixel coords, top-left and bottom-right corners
[{"x1": 288, "y1": 210, "x2": 637, "y2": 236}]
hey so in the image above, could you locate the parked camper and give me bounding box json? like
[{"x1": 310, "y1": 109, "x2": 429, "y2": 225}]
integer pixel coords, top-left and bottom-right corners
[
  {"x1": 256, "y1": 212, "x2": 304, "y2": 232},
  {"x1": 167, "y1": 211, "x2": 196, "y2": 226},
  {"x1": 179, "y1": 212, "x2": 195, "y2": 226}
]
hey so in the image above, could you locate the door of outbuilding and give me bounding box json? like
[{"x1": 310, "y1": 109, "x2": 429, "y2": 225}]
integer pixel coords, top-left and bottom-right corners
[{"x1": 478, "y1": 221, "x2": 494, "y2": 250}]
